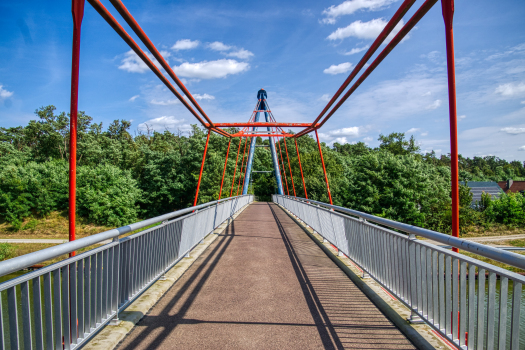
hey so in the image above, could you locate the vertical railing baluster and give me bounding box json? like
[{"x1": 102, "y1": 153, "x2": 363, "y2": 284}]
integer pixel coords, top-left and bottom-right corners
[
  {"x1": 497, "y1": 277, "x2": 508, "y2": 350},
  {"x1": 21, "y1": 281, "x2": 33, "y2": 349},
  {"x1": 468, "y1": 264, "x2": 476, "y2": 349},
  {"x1": 477, "y1": 268, "x2": 486, "y2": 350},
  {"x1": 97, "y1": 252, "x2": 103, "y2": 323},
  {"x1": 84, "y1": 255, "x2": 91, "y2": 335},
  {"x1": 90, "y1": 254, "x2": 96, "y2": 329},
  {"x1": 459, "y1": 261, "x2": 467, "y2": 347},
  {"x1": 78, "y1": 259, "x2": 84, "y2": 341},
  {"x1": 510, "y1": 282, "x2": 521, "y2": 350},
  {"x1": 43, "y1": 272, "x2": 54, "y2": 349},
  {"x1": 445, "y1": 255, "x2": 452, "y2": 336},
  {"x1": 439, "y1": 253, "x2": 445, "y2": 330},
  {"x1": 52, "y1": 269, "x2": 62, "y2": 350},
  {"x1": 61, "y1": 265, "x2": 71, "y2": 349},
  {"x1": 70, "y1": 262, "x2": 78, "y2": 344},
  {"x1": 7, "y1": 286, "x2": 19, "y2": 350},
  {"x1": 486, "y1": 271, "x2": 496, "y2": 350},
  {"x1": 452, "y1": 258, "x2": 458, "y2": 343},
  {"x1": 0, "y1": 291, "x2": 5, "y2": 349}
]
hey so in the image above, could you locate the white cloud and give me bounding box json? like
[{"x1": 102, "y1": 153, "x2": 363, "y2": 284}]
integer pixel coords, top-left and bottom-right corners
[
  {"x1": 118, "y1": 50, "x2": 162, "y2": 73},
  {"x1": 519, "y1": 146, "x2": 525, "y2": 151},
  {"x1": 458, "y1": 115, "x2": 466, "y2": 120},
  {"x1": 226, "y1": 49, "x2": 254, "y2": 59},
  {"x1": 138, "y1": 116, "x2": 191, "y2": 133},
  {"x1": 129, "y1": 95, "x2": 140, "y2": 102},
  {"x1": 150, "y1": 99, "x2": 179, "y2": 106},
  {"x1": 332, "y1": 137, "x2": 349, "y2": 144},
  {"x1": 321, "y1": 0, "x2": 399, "y2": 24},
  {"x1": 501, "y1": 127, "x2": 525, "y2": 135},
  {"x1": 406, "y1": 128, "x2": 420, "y2": 133},
  {"x1": 320, "y1": 94, "x2": 331, "y2": 102},
  {"x1": 494, "y1": 82, "x2": 525, "y2": 97},
  {"x1": 343, "y1": 45, "x2": 370, "y2": 55},
  {"x1": 192, "y1": 93, "x2": 215, "y2": 100},
  {"x1": 0, "y1": 85, "x2": 14, "y2": 99},
  {"x1": 327, "y1": 18, "x2": 404, "y2": 42},
  {"x1": 320, "y1": 127, "x2": 360, "y2": 139},
  {"x1": 426, "y1": 99, "x2": 442, "y2": 110},
  {"x1": 421, "y1": 132, "x2": 428, "y2": 136},
  {"x1": 323, "y1": 62, "x2": 354, "y2": 75},
  {"x1": 172, "y1": 59, "x2": 249, "y2": 79},
  {"x1": 208, "y1": 41, "x2": 232, "y2": 51},
  {"x1": 363, "y1": 136, "x2": 373, "y2": 142},
  {"x1": 172, "y1": 39, "x2": 199, "y2": 51}
]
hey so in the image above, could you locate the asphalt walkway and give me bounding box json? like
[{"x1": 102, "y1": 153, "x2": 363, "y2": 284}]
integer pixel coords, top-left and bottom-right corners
[{"x1": 117, "y1": 202, "x2": 416, "y2": 350}]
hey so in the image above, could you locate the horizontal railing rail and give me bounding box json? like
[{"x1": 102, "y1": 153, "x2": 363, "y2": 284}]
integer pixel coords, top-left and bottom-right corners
[
  {"x1": 0, "y1": 195, "x2": 253, "y2": 350},
  {"x1": 273, "y1": 195, "x2": 524, "y2": 350}
]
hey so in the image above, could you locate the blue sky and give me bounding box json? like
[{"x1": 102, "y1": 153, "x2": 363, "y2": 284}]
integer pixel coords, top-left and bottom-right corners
[{"x1": 1, "y1": 0, "x2": 524, "y2": 161}]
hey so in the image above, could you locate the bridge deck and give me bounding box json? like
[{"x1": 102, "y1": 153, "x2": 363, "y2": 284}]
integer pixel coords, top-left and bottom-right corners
[{"x1": 117, "y1": 202, "x2": 416, "y2": 349}]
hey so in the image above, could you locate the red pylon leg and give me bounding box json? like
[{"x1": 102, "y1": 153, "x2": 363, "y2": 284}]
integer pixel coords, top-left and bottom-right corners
[
  {"x1": 277, "y1": 137, "x2": 290, "y2": 195},
  {"x1": 230, "y1": 138, "x2": 242, "y2": 197},
  {"x1": 295, "y1": 138, "x2": 308, "y2": 199},
  {"x1": 69, "y1": 0, "x2": 85, "y2": 257},
  {"x1": 283, "y1": 137, "x2": 296, "y2": 197},
  {"x1": 193, "y1": 129, "x2": 211, "y2": 206},
  {"x1": 315, "y1": 129, "x2": 333, "y2": 205},
  {"x1": 218, "y1": 138, "x2": 232, "y2": 200},
  {"x1": 238, "y1": 137, "x2": 250, "y2": 195},
  {"x1": 442, "y1": 0, "x2": 459, "y2": 250}
]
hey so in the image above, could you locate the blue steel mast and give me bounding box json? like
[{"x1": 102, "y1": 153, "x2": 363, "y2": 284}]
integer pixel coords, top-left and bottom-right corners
[{"x1": 242, "y1": 89, "x2": 284, "y2": 195}]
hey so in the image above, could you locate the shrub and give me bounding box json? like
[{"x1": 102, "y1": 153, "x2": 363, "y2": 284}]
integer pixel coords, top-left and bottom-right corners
[
  {"x1": 484, "y1": 192, "x2": 525, "y2": 226},
  {"x1": 0, "y1": 243, "x2": 14, "y2": 261}
]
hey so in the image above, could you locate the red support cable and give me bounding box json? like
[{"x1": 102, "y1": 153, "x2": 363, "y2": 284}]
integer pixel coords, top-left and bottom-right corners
[
  {"x1": 238, "y1": 137, "x2": 250, "y2": 195},
  {"x1": 283, "y1": 137, "x2": 296, "y2": 197},
  {"x1": 218, "y1": 138, "x2": 231, "y2": 200},
  {"x1": 315, "y1": 129, "x2": 333, "y2": 205},
  {"x1": 193, "y1": 129, "x2": 211, "y2": 206},
  {"x1": 276, "y1": 137, "x2": 290, "y2": 195},
  {"x1": 442, "y1": 0, "x2": 460, "y2": 250},
  {"x1": 295, "y1": 138, "x2": 308, "y2": 199},
  {"x1": 69, "y1": 0, "x2": 85, "y2": 257},
  {"x1": 230, "y1": 138, "x2": 243, "y2": 197},
  {"x1": 295, "y1": 0, "x2": 416, "y2": 138}
]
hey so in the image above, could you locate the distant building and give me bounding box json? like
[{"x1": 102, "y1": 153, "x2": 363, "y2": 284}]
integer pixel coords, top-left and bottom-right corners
[
  {"x1": 498, "y1": 179, "x2": 525, "y2": 194},
  {"x1": 460, "y1": 181, "x2": 503, "y2": 205}
]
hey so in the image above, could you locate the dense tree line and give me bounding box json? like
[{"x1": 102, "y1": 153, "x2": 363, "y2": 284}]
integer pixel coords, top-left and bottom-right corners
[{"x1": 1, "y1": 106, "x2": 524, "y2": 232}]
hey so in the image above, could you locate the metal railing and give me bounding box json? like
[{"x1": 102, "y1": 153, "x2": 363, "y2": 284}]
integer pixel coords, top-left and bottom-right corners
[
  {"x1": 273, "y1": 195, "x2": 524, "y2": 350},
  {"x1": 0, "y1": 195, "x2": 253, "y2": 350}
]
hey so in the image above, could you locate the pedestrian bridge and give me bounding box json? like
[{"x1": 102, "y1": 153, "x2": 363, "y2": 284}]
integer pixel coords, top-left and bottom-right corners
[{"x1": 0, "y1": 195, "x2": 524, "y2": 350}]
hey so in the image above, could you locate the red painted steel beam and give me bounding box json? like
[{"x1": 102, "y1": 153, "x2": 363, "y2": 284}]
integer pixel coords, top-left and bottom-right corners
[
  {"x1": 299, "y1": 0, "x2": 438, "y2": 134},
  {"x1": 109, "y1": 0, "x2": 215, "y2": 128},
  {"x1": 230, "y1": 138, "x2": 243, "y2": 197},
  {"x1": 315, "y1": 129, "x2": 333, "y2": 205},
  {"x1": 69, "y1": 0, "x2": 85, "y2": 256},
  {"x1": 218, "y1": 138, "x2": 231, "y2": 200},
  {"x1": 295, "y1": 0, "x2": 416, "y2": 138},
  {"x1": 211, "y1": 127, "x2": 231, "y2": 138},
  {"x1": 87, "y1": 0, "x2": 209, "y2": 128},
  {"x1": 205, "y1": 122, "x2": 316, "y2": 128},
  {"x1": 442, "y1": 0, "x2": 460, "y2": 250},
  {"x1": 295, "y1": 138, "x2": 308, "y2": 199},
  {"x1": 193, "y1": 129, "x2": 211, "y2": 206},
  {"x1": 230, "y1": 133, "x2": 295, "y2": 138},
  {"x1": 239, "y1": 137, "x2": 251, "y2": 195},
  {"x1": 283, "y1": 138, "x2": 296, "y2": 197},
  {"x1": 277, "y1": 138, "x2": 290, "y2": 195}
]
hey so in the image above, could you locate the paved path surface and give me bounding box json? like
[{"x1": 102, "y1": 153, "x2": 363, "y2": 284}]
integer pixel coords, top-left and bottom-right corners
[{"x1": 117, "y1": 203, "x2": 415, "y2": 350}]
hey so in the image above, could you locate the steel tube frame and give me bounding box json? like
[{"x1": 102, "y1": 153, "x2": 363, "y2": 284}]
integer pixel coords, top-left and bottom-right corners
[
  {"x1": 239, "y1": 137, "x2": 251, "y2": 195},
  {"x1": 276, "y1": 137, "x2": 290, "y2": 195},
  {"x1": 218, "y1": 138, "x2": 232, "y2": 200},
  {"x1": 230, "y1": 138, "x2": 243, "y2": 197},
  {"x1": 295, "y1": 139, "x2": 308, "y2": 199},
  {"x1": 193, "y1": 129, "x2": 211, "y2": 206},
  {"x1": 237, "y1": 137, "x2": 249, "y2": 196},
  {"x1": 69, "y1": 0, "x2": 86, "y2": 257},
  {"x1": 207, "y1": 122, "x2": 316, "y2": 128},
  {"x1": 283, "y1": 138, "x2": 296, "y2": 197},
  {"x1": 315, "y1": 129, "x2": 333, "y2": 205},
  {"x1": 442, "y1": 0, "x2": 460, "y2": 250}
]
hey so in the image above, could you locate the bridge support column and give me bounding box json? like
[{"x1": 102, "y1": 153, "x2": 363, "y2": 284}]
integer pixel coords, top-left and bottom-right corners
[
  {"x1": 194, "y1": 129, "x2": 211, "y2": 206},
  {"x1": 315, "y1": 129, "x2": 333, "y2": 205},
  {"x1": 68, "y1": 0, "x2": 86, "y2": 257},
  {"x1": 442, "y1": 0, "x2": 460, "y2": 251},
  {"x1": 295, "y1": 138, "x2": 308, "y2": 199}
]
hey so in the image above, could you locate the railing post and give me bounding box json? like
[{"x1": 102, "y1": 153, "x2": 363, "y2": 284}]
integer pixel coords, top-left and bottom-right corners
[
  {"x1": 314, "y1": 129, "x2": 333, "y2": 205},
  {"x1": 69, "y1": 0, "x2": 86, "y2": 257},
  {"x1": 193, "y1": 129, "x2": 211, "y2": 206},
  {"x1": 110, "y1": 237, "x2": 121, "y2": 325},
  {"x1": 441, "y1": 0, "x2": 460, "y2": 251}
]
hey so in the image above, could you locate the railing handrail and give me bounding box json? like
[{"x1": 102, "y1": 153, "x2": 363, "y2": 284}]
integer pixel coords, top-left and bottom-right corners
[
  {"x1": 0, "y1": 195, "x2": 249, "y2": 277},
  {"x1": 277, "y1": 195, "x2": 525, "y2": 270}
]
